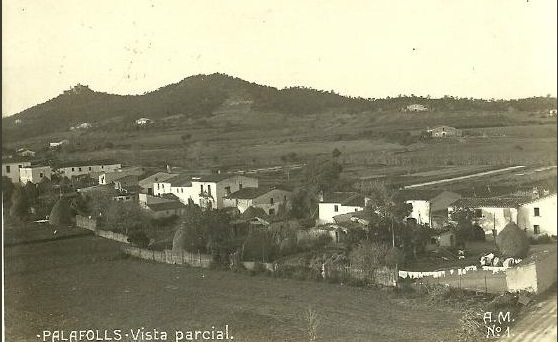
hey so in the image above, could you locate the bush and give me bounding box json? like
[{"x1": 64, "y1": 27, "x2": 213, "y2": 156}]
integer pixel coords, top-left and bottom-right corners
[
  {"x1": 529, "y1": 234, "x2": 552, "y2": 245},
  {"x1": 495, "y1": 222, "x2": 530, "y2": 258},
  {"x1": 127, "y1": 230, "x2": 150, "y2": 247},
  {"x1": 384, "y1": 247, "x2": 405, "y2": 267}
]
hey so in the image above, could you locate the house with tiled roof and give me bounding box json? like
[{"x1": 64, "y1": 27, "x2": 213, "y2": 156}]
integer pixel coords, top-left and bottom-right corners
[
  {"x1": 223, "y1": 186, "x2": 293, "y2": 215},
  {"x1": 138, "y1": 193, "x2": 186, "y2": 219},
  {"x1": 2, "y1": 159, "x2": 32, "y2": 183},
  {"x1": 190, "y1": 174, "x2": 258, "y2": 209},
  {"x1": 55, "y1": 159, "x2": 121, "y2": 178},
  {"x1": 139, "y1": 172, "x2": 179, "y2": 195},
  {"x1": 449, "y1": 193, "x2": 557, "y2": 236},
  {"x1": 398, "y1": 190, "x2": 461, "y2": 228},
  {"x1": 153, "y1": 174, "x2": 193, "y2": 204},
  {"x1": 317, "y1": 192, "x2": 368, "y2": 224}
]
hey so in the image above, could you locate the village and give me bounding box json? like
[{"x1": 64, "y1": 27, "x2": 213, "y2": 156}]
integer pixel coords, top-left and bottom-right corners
[{"x1": 3, "y1": 114, "x2": 556, "y2": 284}]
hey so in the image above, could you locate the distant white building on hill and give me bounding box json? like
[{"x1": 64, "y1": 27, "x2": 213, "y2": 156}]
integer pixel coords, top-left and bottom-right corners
[
  {"x1": 135, "y1": 118, "x2": 153, "y2": 125},
  {"x1": 405, "y1": 104, "x2": 428, "y2": 112}
]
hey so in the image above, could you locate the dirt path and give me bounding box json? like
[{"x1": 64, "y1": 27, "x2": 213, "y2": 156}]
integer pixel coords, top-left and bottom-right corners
[
  {"x1": 508, "y1": 291, "x2": 557, "y2": 342},
  {"x1": 403, "y1": 165, "x2": 526, "y2": 189}
]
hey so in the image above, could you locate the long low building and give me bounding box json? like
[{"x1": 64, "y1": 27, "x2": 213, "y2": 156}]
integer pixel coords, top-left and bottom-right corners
[
  {"x1": 55, "y1": 159, "x2": 121, "y2": 178},
  {"x1": 449, "y1": 193, "x2": 557, "y2": 237}
]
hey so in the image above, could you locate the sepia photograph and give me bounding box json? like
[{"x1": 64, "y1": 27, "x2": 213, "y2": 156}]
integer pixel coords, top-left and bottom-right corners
[{"x1": 2, "y1": 1, "x2": 557, "y2": 341}]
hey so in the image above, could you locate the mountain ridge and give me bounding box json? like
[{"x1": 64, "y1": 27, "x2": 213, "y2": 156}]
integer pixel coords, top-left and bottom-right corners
[{"x1": 3, "y1": 72, "x2": 557, "y2": 142}]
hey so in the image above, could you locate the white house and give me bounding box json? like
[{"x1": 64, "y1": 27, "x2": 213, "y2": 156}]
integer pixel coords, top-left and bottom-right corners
[
  {"x1": 16, "y1": 149, "x2": 36, "y2": 157},
  {"x1": 399, "y1": 190, "x2": 461, "y2": 227},
  {"x1": 450, "y1": 194, "x2": 557, "y2": 237},
  {"x1": 19, "y1": 165, "x2": 52, "y2": 184},
  {"x1": 517, "y1": 193, "x2": 557, "y2": 237},
  {"x1": 56, "y1": 160, "x2": 121, "y2": 178},
  {"x1": 549, "y1": 109, "x2": 557, "y2": 117},
  {"x1": 139, "y1": 172, "x2": 179, "y2": 195},
  {"x1": 223, "y1": 186, "x2": 293, "y2": 215},
  {"x1": 70, "y1": 122, "x2": 92, "y2": 130},
  {"x1": 153, "y1": 174, "x2": 193, "y2": 204},
  {"x1": 190, "y1": 174, "x2": 259, "y2": 209},
  {"x1": 135, "y1": 118, "x2": 153, "y2": 125},
  {"x1": 49, "y1": 139, "x2": 69, "y2": 148},
  {"x1": 2, "y1": 160, "x2": 32, "y2": 183},
  {"x1": 318, "y1": 192, "x2": 367, "y2": 224},
  {"x1": 405, "y1": 104, "x2": 428, "y2": 112},
  {"x1": 99, "y1": 167, "x2": 144, "y2": 185},
  {"x1": 426, "y1": 126, "x2": 462, "y2": 138}
]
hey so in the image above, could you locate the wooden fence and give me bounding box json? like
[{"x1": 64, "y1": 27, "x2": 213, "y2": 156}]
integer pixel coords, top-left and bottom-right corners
[
  {"x1": 121, "y1": 245, "x2": 213, "y2": 268},
  {"x1": 323, "y1": 264, "x2": 398, "y2": 287}
]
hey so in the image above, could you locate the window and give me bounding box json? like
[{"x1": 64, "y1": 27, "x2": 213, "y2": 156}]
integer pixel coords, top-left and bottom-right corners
[
  {"x1": 284, "y1": 195, "x2": 287, "y2": 201},
  {"x1": 200, "y1": 184, "x2": 204, "y2": 193},
  {"x1": 208, "y1": 184, "x2": 211, "y2": 194},
  {"x1": 269, "y1": 208, "x2": 275, "y2": 215},
  {"x1": 18, "y1": 165, "x2": 22, "y2": 168},
  {"x1": 270, "y1": 197, "x2": 274, "y2": 204},
  {"x1": 225, "y1": 186, "x2": 231, "y2": 195},
  {"x1": 78, "y1": 167, "x2": 82, "y2": 172},
  {"x1": 534, "y1": 208, "x2": 540, "y2": 217},
  {"x1": 40, "y1": 173, "x2": 44, "y2": 178},
  {"x1": 72, "y1": 167, "x2": 75, "y2": 172},
  {"x1": 474, "y1": 209, "x2": 483, "y2": 218},
  {"x1": 355, "y1": 208, "x2": 358, "y2": 212},
  {"x1": 534, "y1": 225, "x2": 540, "y2": 234},
  {"x1": 334, "y1": 204, "x2": 339, "y2": 212},
  {"x1": 239, "y1": 183, "x2": 243, "y2": 190},
  {"x1": 102, "y1": 165, "x2": 104, "y2": 169},
  {"x1": 88, "y1": 167, "x2": 92, "y2": 171},
  {"x1": 5, "y1": 165, "x2": 10, "y2": 173}
]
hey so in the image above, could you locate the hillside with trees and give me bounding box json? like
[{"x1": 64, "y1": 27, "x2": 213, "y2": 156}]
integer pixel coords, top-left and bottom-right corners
[{"x1": 3, "y1": 73, "x2": 557, "y2": 142}]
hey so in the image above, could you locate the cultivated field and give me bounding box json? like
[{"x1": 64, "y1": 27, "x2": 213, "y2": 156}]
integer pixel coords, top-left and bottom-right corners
[{"x1": 4, "y1": 236, "x2": 464, "y2": 342}]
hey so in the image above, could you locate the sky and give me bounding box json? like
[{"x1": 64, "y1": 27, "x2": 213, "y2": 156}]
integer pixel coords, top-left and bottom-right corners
[{"x1": 2, "y1": 0, "x2": 557, "y2": 117}]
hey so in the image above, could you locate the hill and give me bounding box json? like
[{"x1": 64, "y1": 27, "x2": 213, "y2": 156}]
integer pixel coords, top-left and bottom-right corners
[{"x1": 2, "y1": 73, "x2": 557, "y2": 142}]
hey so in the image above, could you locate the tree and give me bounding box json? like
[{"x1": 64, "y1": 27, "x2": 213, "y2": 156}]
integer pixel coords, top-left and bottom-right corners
[
  {"x1": 496, "y1": 222, "x2": 530, "y2": 258},
  {"x1": 2, "y1": 176, "x2": 15, "y2": 209},
  {"x1": 105, "y1": 201, "x2": 152, "y2": 235},
  {"x1": 332, "y1": 148, "x2": 342, "y2": 159},
  {"x1": 242, "y1": 230, "x2": 278, "y2": 262},
  {"x1": 355, "y1": 181, "x2": 412, "y2": 247},
  {"x1": 48, "y1": 197, "x2": 74, "y2": 226},
  {"x1": 128, "y1": 230, "x2": 150, "y2": 247},
  {"x1": 304, "y1": 159, "x2": 343, "y2": 192},
  {"x1": 349, "y1": 241, "x2": 390, "y2": 271},
  {"x1": 10, "y1": 185, "x2": 30, "y2": 220},
  {"x1": 449, "y1": 208, "x2": 479, "y2": 247},
  {"x1": 174, "y1": 205, "x2": 232, "y2": 254}
]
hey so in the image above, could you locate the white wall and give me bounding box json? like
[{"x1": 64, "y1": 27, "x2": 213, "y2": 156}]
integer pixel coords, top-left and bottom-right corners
[
  {"x1": 406, "y1": 200, "x2": 430, "y2": 225},
  {"x1": 191, "y1": 175, "x2": 258, "y2": 209},
  {"x1": 2, "y1": 161, "x2": 31, "y2": 183},
  {"x1": 318, "y1": 203, "x2": 363, "y2": 224},
  {"x1": 19, "y1": 166, "x2": 52, "y2": 184},
  {"x1": 58, "y1": 163, "x2": 121, "y2": 178},
  {"x1": 517, "y1": 195, "x2": 557, "y2": 236}
]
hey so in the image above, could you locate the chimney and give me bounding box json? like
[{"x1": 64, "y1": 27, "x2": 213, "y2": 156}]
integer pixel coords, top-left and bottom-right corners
[
  {"x1": 166, "y1": 165, "x2": 171, "y2": 173},
  {"x1": 317, "y1": 190, "x2": 324, "y2": 202}
]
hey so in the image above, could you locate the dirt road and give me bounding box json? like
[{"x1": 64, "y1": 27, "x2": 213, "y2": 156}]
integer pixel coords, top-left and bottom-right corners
[{"x1": 508, "y1": 290, "x2": 557, "y2": 342}]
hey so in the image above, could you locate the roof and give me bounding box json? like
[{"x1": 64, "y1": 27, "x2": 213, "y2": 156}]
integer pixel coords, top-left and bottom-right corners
[
  {"x1": 191, "y1": 173, "x2": 239, "y2": 183},
  {"x1": 451, "y1": 197, "x2": 532, "y2": 209},
  {"x1": 56, "y1": 159, "x2": 120, "y2": 168},
  {"x1": 227, "y1": 187, "x2": 272, "y2": 200},
  {"x1": 147, "y1": 201, "x2": 186, "y2": 212},
  {"x1": 332, "y1": 210, "x2": 368, "y2": 223},
  {"x1": 139, "y1": 172, "x2": 179, "y2": 187},
  {"x1": 398, "y1": 189, "x2": 447, "y2": 201},
  {"x1": 240, "y1": 206, "x2": 268, "y2": 220},
  {"x1": 322, "y1": 192, "x2": 366, "y2": 207},
  {"x1": 167, "y1": 174, "x2": 192, "y2": 187}
]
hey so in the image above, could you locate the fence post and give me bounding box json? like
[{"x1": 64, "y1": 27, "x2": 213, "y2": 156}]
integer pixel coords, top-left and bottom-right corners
[{"x1": 484, "y1": 274, "x2": 488, "y2": 293}]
